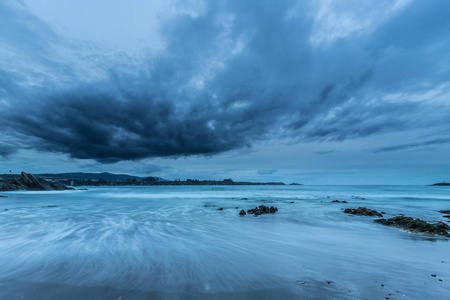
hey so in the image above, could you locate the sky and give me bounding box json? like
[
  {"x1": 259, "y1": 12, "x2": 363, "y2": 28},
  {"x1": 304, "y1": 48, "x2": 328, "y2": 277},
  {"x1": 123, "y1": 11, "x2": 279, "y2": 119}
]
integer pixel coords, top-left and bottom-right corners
[{"x1": 1, "y1": 0, "x2": 450, "y2": 184}]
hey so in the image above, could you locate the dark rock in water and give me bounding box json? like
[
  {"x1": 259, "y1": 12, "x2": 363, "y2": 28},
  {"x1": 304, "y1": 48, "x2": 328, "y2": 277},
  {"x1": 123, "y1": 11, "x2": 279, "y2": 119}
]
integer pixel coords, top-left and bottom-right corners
[
  {"x1": 78, "y1": 188, "x2": 88, "y2": 190},
  {"x1": 46, "y1": 205, "x2": 58, "y2": 208},
  {"x1": 4, "y1": 209, "x2": 7, "y2": 211},
  {"x1": 235, "y1": 207, "x2": 239, "y2": 209},
  {"x1": 431, "y1": 274, "x2": 437, "y2": 277},
  {"x1": 0, "y1": 172, "x2": 74, "y2": 191},
  {"x1": 290, "y1": 201, "x2": 294, "y2": 203},
  {"x1": 218, "y1": 207, "x2": 224, "y2": 211},
  {"x1": 438, "y1": 210, "x2": 450, "y2": 214},
  {"x1": 331, "y1": 200, "x2": 348, "y2": 203},
  {"x1": 204, "y1": 204, "x2": 216, "y2": 207},
  {"x1": 443, "y1": 215, "x2": 450, "y2": 219},
  {"x1": 344, "y1": 207, "x2": 383, "y2": 217},
  {"x1": 241, "y1": 198, "x2": 248, "y2": 200},
  {"x1": 374, "y1": 216, "x2": 450, "y2": 237},
  {"x1": 0, "y1": 195, "x2": 6, "y2": 197},
  {"x1": 239, "y1": 210, "x2": 246, "y2": 215},
  {"x1": 247, "y1": 205, "x2": 278, "y2": 216}
]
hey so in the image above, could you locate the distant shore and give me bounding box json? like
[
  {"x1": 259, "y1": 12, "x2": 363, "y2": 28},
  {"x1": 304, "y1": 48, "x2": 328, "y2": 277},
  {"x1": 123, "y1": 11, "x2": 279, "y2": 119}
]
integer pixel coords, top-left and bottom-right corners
[{"x1": 1, "y1": 172, "x2": 295, "y2": 190}]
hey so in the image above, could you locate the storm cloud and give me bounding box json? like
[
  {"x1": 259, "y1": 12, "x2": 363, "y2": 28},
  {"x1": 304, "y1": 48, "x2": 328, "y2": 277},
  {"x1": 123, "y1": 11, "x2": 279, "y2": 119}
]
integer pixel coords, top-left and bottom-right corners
[{"x1": 1, "y1": 0, "x2": 450, "y2": 162}]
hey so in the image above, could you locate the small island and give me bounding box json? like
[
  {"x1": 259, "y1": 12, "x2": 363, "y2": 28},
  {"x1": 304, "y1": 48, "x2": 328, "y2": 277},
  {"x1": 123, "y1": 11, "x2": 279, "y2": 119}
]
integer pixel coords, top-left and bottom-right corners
[{"x1": 430, "y1": 181, "x2": 450, "y2": 186}]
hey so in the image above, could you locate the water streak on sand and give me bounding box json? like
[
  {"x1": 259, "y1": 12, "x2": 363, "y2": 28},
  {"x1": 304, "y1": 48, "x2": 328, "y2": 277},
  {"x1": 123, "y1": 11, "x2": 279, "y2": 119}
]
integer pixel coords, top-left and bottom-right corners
[{"x1": 0, "y1": 185, "x2": 449, "y2": 299}]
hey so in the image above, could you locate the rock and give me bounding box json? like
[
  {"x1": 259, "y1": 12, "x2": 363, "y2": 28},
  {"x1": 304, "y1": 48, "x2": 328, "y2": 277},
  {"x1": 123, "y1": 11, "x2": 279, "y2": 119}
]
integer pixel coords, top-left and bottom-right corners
[
  {"x1": 431, "y1": 274, "x2": 437, "y2": 277},
  {"x1": 344, "y1": 207, "x2": 383, "y2": 217},
  {"x1": 0, "y1": 172, "x2": 74, "y2": 191},
  {"x1": 331, "y1": 200, "x2": 348, "y2": 203},
  {"x1": 239, "y1": 210, "x2": 246, "y2": 215},
  {"x1": 46, "y1": 205, "x2": 58, "y2": 208},
  {"x1": 218, "y1": 207, "x2": 224, "y2": 211},
  {"x1": 0, "y1": 195, "x2": 6, "y2": 197},
  {"x1": 247, "y1": 205, "x2": 278, "y2": 216},
  {"x1": 204, "y1": 204, "x2": 216, "y2": 207},
  {"x1": 374, "y1": 216, "x2": 450, "y2": 236},
  {"x1": 290, "y1": 201, "x2": 294, "y2": 203},
  {"x1": 78, "y1": 188, "x2": 88, "y2": 190},
  {"x1": 438, "y1": 210, "x2": 450, "y2": 214},
  {"x1": 241, "y1": 198, "x2": 248, "y2": 200},
  {"x1": 443, "y1": 215, "x2": 450, "y2": 218}
]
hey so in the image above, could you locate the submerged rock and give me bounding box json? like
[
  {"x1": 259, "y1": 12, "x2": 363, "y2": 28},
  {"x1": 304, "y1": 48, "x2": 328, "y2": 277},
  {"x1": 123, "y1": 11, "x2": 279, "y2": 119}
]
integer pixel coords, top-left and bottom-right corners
[
  {"x1": 374, "y1": 216, "x2": 450, "y2": 237},
  {"x1": 239, "y1": 210, "x2": 246, "y2": 215},
  {"x1": 217, "y1": 207, "x2": 224, "y2": 211},
  {"x1": 344, "y1": 207, "x2": 383, "y2": 217},
  {"x1": 247, "y1": 205, "x2": 278, "y2": 216}
]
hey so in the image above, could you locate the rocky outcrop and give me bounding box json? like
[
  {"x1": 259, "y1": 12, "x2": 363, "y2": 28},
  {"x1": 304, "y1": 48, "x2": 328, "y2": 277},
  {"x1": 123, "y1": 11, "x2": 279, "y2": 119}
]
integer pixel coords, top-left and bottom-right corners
[
  {"x1": 374, "y1": 216, "x2": 450, "y2": 237},
  {"x1": 344, "y1": 207, "x2": 383, "y2": 217},
  {"x1": 247, "y1": 205, "x2": 278, "y2": 216},
  {"x1": 0, "y1": 172, "x2": 74, "y2": 191}
]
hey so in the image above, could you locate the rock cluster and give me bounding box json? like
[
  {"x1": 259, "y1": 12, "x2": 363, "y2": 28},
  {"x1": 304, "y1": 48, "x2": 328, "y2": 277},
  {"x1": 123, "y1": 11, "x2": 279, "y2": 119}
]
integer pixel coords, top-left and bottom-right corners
[
  {"x1": 246, "y1": 205, "x2": 278, "y2": 216},
  {"x1": 344, "y1": 207, "x2": 383, "y2": 217},
  {"x1": 331, "y1": 200, "x2": 348, "y2": 203},
  {"x1": 374, "y1": 216, "x2": 450, "y2": 237},
  {"x1": 0, "y1": 172, "x2": 74, "y2": 191}
]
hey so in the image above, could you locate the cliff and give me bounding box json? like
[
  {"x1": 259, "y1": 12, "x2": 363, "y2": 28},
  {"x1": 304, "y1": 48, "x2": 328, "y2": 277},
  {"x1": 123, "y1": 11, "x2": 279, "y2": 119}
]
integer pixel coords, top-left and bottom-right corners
[{"x1": 0, "y1": 172, "x2": 74, "y2": 191}]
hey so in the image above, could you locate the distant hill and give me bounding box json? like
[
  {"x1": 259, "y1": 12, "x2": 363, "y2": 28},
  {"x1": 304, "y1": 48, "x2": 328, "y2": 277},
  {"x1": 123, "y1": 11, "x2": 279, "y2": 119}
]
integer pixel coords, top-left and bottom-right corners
[{"x1": 38, "y1": 172, "x2": 166, "y2": 181}]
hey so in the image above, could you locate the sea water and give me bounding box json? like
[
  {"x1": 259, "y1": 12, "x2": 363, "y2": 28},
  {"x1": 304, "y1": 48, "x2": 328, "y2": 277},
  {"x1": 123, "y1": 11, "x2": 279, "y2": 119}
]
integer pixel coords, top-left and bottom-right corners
[{"x1": 0, "y1": 185, "x2": 449, "y2": 299}]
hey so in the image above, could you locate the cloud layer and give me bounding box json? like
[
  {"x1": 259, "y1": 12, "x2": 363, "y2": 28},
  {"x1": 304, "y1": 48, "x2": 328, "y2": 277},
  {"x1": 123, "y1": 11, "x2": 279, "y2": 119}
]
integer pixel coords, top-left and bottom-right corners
[{"x1": 1, "y1": 0, "x2": 450, "y2": 162}]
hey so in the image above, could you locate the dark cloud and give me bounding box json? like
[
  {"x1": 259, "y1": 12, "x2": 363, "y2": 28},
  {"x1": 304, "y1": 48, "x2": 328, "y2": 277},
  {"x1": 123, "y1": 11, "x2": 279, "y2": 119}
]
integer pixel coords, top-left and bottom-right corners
[
  {"x1": 257, "y1": 169, "x2": 277, "y2": 175},
  {"x1": 315, "y1": 150, "x2": 335, "y2": 155},
  {"x1": 1, "y1": 1, "x2": 450, "y2": 162},
  {"x1": 374, "y1": 138, "x2": 450, "y2": 153}
]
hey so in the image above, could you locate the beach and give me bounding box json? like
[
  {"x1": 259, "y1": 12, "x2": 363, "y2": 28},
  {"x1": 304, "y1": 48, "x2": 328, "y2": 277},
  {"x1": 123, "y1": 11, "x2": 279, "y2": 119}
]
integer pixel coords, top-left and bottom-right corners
[{"x1": 1, "y1": 185, "x2": 449, "y2": 299}]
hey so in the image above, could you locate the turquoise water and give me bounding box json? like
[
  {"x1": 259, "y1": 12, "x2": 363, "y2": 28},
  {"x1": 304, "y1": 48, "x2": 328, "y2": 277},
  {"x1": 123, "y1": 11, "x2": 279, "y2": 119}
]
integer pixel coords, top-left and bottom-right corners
[{"x1": 0, "y1": 185, "x2": 449, "y2": 299}]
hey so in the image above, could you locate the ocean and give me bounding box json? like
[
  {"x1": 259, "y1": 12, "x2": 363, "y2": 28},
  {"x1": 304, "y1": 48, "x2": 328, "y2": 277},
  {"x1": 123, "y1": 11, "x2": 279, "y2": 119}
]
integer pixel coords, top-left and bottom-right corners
[{"x1": 0, "y1": 185, "x2": 449, "y2": 299}]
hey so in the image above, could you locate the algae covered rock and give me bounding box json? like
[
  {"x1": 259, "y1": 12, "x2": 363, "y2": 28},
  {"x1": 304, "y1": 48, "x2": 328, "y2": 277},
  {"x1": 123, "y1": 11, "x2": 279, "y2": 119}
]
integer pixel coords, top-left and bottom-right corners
[
  {"x1": 374, "y1": 216, "x2": 450, "y2": 237},
  {"x1": 344, "y1": 207, "x2": 383, "y2": 217}
]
